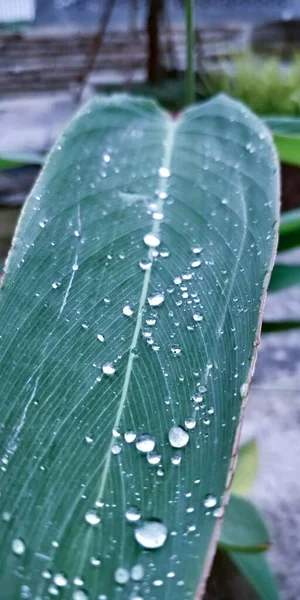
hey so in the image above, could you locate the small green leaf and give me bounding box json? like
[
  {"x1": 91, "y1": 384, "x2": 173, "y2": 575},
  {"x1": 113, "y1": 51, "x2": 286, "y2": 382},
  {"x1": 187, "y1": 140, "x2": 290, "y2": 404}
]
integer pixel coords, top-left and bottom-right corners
[
  {"x1": 272, "y1": 133, "x2": 300, "y2": 166},
  {"x1": 0, "y1": 153, "x2": 44, "y2": 171},
  {"x1": 219, "y1": 495, "x2": 270, "y2": 553},
  {"x1": 278, "y1": 209, "x2": 300, "y2": 252},
  {"x1": 265, "y1": 116, "x2": 300, "y2": 136},
  {"x1": 269, "y1": 264, "x2": 300, "y2": 292},
  {"x1": 262, "y1": 320, "x2": 300, "y2": 333},
  {"x1": 232, "y1": 440, "x2": 258, "y2": 496},
  {"x1": 265, "y1": 116, "x2": 300, "y2": 166},
  {"x1": 229, "y1": 550, "x2": 279, "y2": 600}
]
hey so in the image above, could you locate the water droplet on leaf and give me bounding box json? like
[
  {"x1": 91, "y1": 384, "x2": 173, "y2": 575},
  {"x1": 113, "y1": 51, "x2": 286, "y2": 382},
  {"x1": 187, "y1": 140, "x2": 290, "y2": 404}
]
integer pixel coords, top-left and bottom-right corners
[
  {"x1": 136, "y1": 434, "x2": 155, "y2": 453},
  {"x1": 114, "y1": 567, "x2": 129, "y2": 585},
  {"x1": 102, "y1": 363, "x2": 116, "y2": 376},
  {"x1": 123, "y1": 305, "x2": 134, "y2": 317},
  {"x1": 12, "y1": 538, "x2": 25, "y2": 555},
  {"x1": 168, "y1": 426, "x2": 189, "y2": 448},
  {"x1": 143, "y1": 233, "x2": 160, "y2": 248},
  {"x1": 148, "y1": 292, "x2": 164, "y2": 307},
  {"x1": 203, "y1": 494, "x2": 217, "y2": 509},
  {"x1": 85, "y1": 510, "x2": 101, "y2": 525},
  {"x1": 134, "y1": 519, "x2": 167, "y2": 549},
  {"x1": 125, "y1": 507, "x2": 141, "y2": 522}
]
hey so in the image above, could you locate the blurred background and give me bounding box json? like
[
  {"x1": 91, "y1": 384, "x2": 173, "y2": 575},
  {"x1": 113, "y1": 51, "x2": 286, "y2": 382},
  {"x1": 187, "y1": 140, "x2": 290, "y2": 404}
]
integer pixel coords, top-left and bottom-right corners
[{"x1": 1, "y1": 1, "x2": 300, "y2": 599}]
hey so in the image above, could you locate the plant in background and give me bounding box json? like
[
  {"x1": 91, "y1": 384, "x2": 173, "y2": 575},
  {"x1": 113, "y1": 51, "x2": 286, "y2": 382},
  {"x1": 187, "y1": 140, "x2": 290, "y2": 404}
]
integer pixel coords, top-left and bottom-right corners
[
  {"x1": 0, "y1": 1, "x2": 295, "y2": 599},
  {"x1": 209, "y1": 53, "x2": 300, "y2": 116}
]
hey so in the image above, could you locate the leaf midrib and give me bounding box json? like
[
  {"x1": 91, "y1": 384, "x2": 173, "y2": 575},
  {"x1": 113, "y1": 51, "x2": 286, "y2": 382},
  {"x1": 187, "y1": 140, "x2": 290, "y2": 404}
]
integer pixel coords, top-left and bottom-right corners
[{"x1": 79, "y1": 112, "x2": 179, "y2": 571}]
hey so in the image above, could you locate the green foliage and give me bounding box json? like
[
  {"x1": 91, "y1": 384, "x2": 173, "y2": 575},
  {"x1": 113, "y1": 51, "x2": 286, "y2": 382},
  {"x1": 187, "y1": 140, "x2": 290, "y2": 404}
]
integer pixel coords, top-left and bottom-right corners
[
  {"x1": 263, "y1": 208, "x2": 300, "y2": 333},
  {"x1": 0, "y1": 94, "x2": 279, "y2": 599},
  {"x1": 262, "y1": 319, "x2": 300, "y2": 332},
  {"x1": 219, "y1": 441, "x2": 279, "y2": 599},
  {"x1": 232, "y1": 440, "x2": 258, "y2": 497},
  {"x1": 269, "y1": 264, "x2": 300, "y2": 292},
  {"x1": 278, "y1": 208, "x2": 300, "y2": 252},
  {"x1": 0, "y1": 153, "x2": 44, "y2": 170},
  {"x1": 209, "y1": 53, "x2": 300, "y2": 116},
  {"x1": 219, "y1": 495, "x2": 270, "y2": 553},
  {"x1": 229, "y1": 551, "x2": 279, "y2": 600}
]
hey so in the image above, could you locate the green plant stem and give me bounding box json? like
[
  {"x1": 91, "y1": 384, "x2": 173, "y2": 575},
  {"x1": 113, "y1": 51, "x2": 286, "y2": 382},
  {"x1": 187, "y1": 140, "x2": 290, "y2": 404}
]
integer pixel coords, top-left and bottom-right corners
[{"x1": 185, "y1": 0, "x2": 196, "y2": 105}]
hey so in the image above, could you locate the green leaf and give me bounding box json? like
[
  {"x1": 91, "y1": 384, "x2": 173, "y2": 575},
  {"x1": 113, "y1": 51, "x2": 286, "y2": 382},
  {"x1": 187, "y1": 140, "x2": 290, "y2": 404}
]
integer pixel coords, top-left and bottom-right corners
[
  {"x1": 265, "y1": 116, "x2": 300, "y2": 136},
  {"x1": 269, "y1": 264, "x2": 300, "y2": 292},
  {"x1": 0, "y1": 152, "x2": 44, "y2": 171},
  {"x1": 278, "y1": 209, "x2": 300, "y2": 252},
  {"x1": 0, "y1": 94, "x2": 279, "y2": 599},
  {"x1": 262, "y1": 320, "x2": 300, "y2": 333},
  {"x1": 232, "y1": 440, "x2": 258, "y2": 496},
  {"x1": 229, "y1": 551, "x2": 279, "y2": 600},
  {"x1": 272, "y1": 133, "x2": 300, "y2": 167},
  {"x1": 265, "y1": 116, "x2": 300, "y2": 166},
  {"x1": 219, "y1": 495, "x2": 270, "y2": 553}
]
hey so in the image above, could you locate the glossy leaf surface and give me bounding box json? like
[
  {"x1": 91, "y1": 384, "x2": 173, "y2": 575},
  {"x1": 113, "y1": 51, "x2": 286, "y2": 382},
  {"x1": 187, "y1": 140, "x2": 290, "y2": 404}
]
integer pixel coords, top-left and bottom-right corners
[{"x1": 0, "y1": 95, "x2": 279, "y2": 599}]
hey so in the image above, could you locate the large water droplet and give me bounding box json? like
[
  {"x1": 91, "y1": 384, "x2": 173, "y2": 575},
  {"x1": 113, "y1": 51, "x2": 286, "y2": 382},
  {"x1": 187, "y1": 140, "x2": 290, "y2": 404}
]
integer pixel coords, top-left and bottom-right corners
[
  {"x1": 168, "y1": 426, "x2": 189, "y2": 448},
  {"x1": 72, "y1": 592, "x2": 88, "y2": 600},
  {"x1": 191, "y1": 259, "x2": 201, "y2": 268},
  {"x1": 139, "y1": 258, "x2": 152, "y2": 271},
  {"x1": 171, "y1": 345, "x2": 182, "y2": 356},
  {"x1": 145, "y1": 314, "x2": 156, "y2": 326},
  {"x1": 192, "y1": 393, "x2": 203, "y2": 403},
  {"x1": 148, "y1": 292, "x2": 164, "y2": 307},
  {"x1": 240, "y1": 382, "x2": 248, "y2": 397},
  {"x1": 48, "y1": 584, "x2": 59, "y2": 596},
  {"x1": 171, "y1": 454, "x2": 182, "y2": 466},
  {"x1": 192, "y1": 246, "x2": 202, "y2": 254},
  {"x1": 111, "y1": 444, "x2": 122, "y2": 455},
  {"x1": 90, "y1": 555, "x2": 101, "y2": 566},
  {"x1": 184, "y1": 417, "x2": 196, "y2": 430},
  {"x1": 197, "y1": 384, "x2": 207, "y2": 394},
  {"x1": 102, "y1": 363, "x2": 116, "y2": 376},
  {"x1": 114, "y1": 567, "x2": 129, "y2": 585},
  {"x1": 213, "y1": 506, "x2": 224, "y2": 518},
  {"x1": 152, "y1": 211, "x2": 164, "y2": 221},
  {"x1": 2, "y1": 510, "x2": 11, "y2": 522},
  {"x1": 42, "y1": 570, "x2": 52, "y2": 579},
  {"x1": 123, "y1": 304, "x2": 134, "y2": 317},
  {"x1": 143, "y1": 233, "x2": 160, "y2": 248},
  {"x1": 85, "y1": 510, "x2": 101, "y2": 525},
  {"x1": 147, "y1": 451, "x2": 161, "y2": 465},
  {"x1": 12, "y1": 538, "x2": 25, "y2": 555},
  {"x1": 134, "y1": 519, "x2": 167, "y2": 549},
  {"x1": 193, "y1": 313, "x2": 203, "y2": 322},
  {"x1": 203, "y1": 494, "x2": 217, "y2": 509},
  {"x1": 125, "y1": 506, "x2": 141, "y2": 522},
  {"x1": 131, "y1": 564, "x2": 144, "y2": 581},
  {"x1": 124, "y1": 430, "x2": 136, "y2": 443},
  {"x1": 136, "y1": 434, "x2": 155, "y2": 453},
  {"x1": 159, "y1": 167, "x2": 170, "y2": 178},
  {"x1": 53, "y1": 573, "x2": 68, "y2": 587}
]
